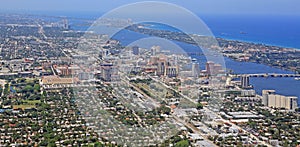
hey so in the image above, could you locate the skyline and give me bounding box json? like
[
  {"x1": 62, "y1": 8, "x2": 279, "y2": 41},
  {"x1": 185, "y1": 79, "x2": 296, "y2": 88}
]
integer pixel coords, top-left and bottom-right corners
[
  {"x1": 1, "y1": 0, "x2": 300, "y2": 16},
  {"x1": 0, "y1": 1, "x2": 299, "y2": 146}
]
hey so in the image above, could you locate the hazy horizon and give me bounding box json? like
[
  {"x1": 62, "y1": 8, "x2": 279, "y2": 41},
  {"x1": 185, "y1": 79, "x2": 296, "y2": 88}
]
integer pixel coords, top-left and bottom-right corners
[{"x1": 0, "y1": 0, "x2": 299, "y2": 16}]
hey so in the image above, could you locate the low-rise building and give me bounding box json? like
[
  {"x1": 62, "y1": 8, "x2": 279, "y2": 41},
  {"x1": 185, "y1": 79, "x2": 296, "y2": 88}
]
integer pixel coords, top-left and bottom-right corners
[{"x1": 41, "y1": 76, "x2": 78, "y2": 85}]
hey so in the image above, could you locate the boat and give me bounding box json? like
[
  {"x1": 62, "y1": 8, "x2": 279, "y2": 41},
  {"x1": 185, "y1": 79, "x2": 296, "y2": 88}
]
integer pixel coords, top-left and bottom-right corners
[{"x1": 295, "y1": 77, "x2": 300, "y2": 80}]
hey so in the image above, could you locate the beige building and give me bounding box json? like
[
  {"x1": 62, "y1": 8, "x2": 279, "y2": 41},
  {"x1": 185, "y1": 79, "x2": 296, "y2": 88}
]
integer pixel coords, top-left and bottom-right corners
[
  {"x1": 205, "y1": 61, "x2": 224, "y2": 75},
  {"x1": 262, "y1": 90, "x2": 298, "y2": 111},
  {"x1": 42, "y1": 76, "x2": 78, "y2": 85},
  {"x1": 262, "y1": 90, "x2": 275, "y2": 106}
]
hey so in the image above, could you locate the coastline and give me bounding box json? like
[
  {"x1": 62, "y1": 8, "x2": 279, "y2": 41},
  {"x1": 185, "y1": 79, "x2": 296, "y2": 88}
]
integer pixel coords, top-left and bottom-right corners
[
  {"x1": 143, "y1": 22, "x2": 300, "y2": 51},
  {"x1": 114, "y1": 25, "x2": 300, "y2": 106},
  {"x1": 215, "y1": 36, "x2": 300, "y2": 51},
  {"x1": 2, "y1": 11, "x2": 300, "y2": 50},
  {"x1": 124, "y1": 24, "x2": 300, "y2": 73}
]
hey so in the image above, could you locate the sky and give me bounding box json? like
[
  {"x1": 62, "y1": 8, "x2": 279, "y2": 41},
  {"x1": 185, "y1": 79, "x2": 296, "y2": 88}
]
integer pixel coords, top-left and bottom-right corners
[{"x1": 0, "y1": 0, "x2": 300, "y2": 16}]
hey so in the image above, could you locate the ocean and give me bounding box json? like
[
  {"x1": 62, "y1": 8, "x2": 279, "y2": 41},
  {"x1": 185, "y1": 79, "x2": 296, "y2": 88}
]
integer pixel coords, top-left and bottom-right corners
[
  {"x1": 201, "y1": 14, "x2": 300, "y2": 49},
  {"x1": 136, "y1": 14, "x2": 300, "y2": 49}
]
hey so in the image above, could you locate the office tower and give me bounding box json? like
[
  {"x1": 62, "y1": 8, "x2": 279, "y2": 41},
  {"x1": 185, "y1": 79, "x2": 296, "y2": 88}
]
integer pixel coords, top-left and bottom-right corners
[
  {"x1": 157, "y1": 59, "x2": 166, "y2": 76},
  {"x1": 101, "y1": 63, "x2": 113, "y2": 82},
  {"x1": 62, "y1": 19, "x2": 69, "y2": 30},
  {"x1": 151, "y1": 46, "x2": 160, "y2": 56},
  {"x1": 205, "y1": 61, "x2": 214, "y2": 75},
  {"x1": 156, "y1": 55, "x2": 167, "y2": 76},
  {"x1": 192, "y1": 59, "x2": 200, "y2": 78},
  {"x1": 132, "y1": 46, "x2": 139, "y2": 55},
  {"x1": 241, "y1": 75, "x2": 251, "y2": 89},
  {"x1": 205, "y1": 61, "x2": 223, "y2": 75},
  {"x1": 166, "y1": 66, "x2": 178, "y2": 78},
  {"x1": 286, "y1": 96, "x2": 298, "y2": 111}
]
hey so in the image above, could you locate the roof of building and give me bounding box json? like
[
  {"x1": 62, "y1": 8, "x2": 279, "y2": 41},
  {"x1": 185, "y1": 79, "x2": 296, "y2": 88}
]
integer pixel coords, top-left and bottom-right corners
[{"x1": 41, "y1": 76, "x2": 78, "y2": 85}]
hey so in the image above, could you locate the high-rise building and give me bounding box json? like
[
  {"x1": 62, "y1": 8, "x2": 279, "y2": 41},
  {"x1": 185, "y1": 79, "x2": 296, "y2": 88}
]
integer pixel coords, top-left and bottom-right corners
[
  {"x1": 262, "y1": 90, "x2": 298, "y2": 111},
  {"x1": 205, "y1": 61, "x2": 223, "y2": 75},
  {"x1": 157, "y1": 59, "x2": 166, "y2": 76},
  {"x1": 262, "y1": 90, "x2": 275, "y2": 106},
  {"x1": 156, "y1": 55, "x2": 167, "y2": 76},
  {"x1": 166, "y1": 66, "x2": 178, "y2": 78},
  {"x1": 101, "y1": 63, "x2": 113, "y2": 82},
  {"x1": 286, "y1": 96, "x2": 298, "y2": 111},
  {"x1": 132, "y1": 46, "x2": 139, "y2": 55},
  {"x1": 192, "y1": 61, "x2": 200, "y2": 78},
  {"x1": 241, "y1": 75, "x2": 252, "y2": 89},
  {"x1": 205, "y1": 61, "x2": 214, "y2": 75},
  {"x1": 154, "y1": 54, "x2": 179, "y2": 78},
  {"x1": 149, "y1": 56, "x2": 159, "y2": 65},
  {"x1": 62, "y1": 19, "x2": 69, "y2": 30},
  {"x1": 151, "y1": 46, "x2": 160, "y2": 56}
]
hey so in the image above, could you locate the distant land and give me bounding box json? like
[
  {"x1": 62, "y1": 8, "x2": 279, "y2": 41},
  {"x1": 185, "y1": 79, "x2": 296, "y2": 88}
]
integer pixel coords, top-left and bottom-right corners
[{"x1": 125, "y1": 23, "x2": 300, "y2": 73}]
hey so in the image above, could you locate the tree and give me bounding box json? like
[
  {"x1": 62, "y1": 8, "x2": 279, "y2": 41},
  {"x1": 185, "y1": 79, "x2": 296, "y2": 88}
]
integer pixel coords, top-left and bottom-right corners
[
  {"x1": 175, "y1": 140, "x2": 189, "y2": 147},
  {"x1": 3, "y1": 83, "x2": 9, "y2": 95},
  {"x1": 197, "y1": 103, "x2": 203, "y2": 109},
  {"x1": 19, "y1": 78, "x2": 26, "y2": 83},
  {"x1": 157, "y1": 105, "x2": 171, "y2": 115},
  {"x1": 248, "y1": 120, "x2": 256, "y2": 128},
  {"x1": 23, "y1": 85, "x2": 34, "y2": 93},
  {"x1": 34, "y1": 84, "x2": 40, "y2": 92},
  {"x1": 94, "y1": 142, "x2": 104, "y2": 147},
  {"x1": 39, "y1": 140, "x2": 48, "y2": 146}
]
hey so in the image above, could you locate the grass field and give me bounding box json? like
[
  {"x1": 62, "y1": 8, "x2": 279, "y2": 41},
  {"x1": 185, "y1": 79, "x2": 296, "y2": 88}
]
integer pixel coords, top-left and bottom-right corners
[
  {"x1": 12, "y1": 100, "x2": 40, "y2": 110},
  {"x1": 13, "y1": 104, "x2": 36, "y2": 110},
  {"x1": 22, "y1": 100, "x2": 41, "y2": 104}
]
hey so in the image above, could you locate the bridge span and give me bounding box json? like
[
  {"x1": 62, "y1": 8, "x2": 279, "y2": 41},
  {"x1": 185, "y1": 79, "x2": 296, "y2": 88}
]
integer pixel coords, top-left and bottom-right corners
[{"x1": 230, "y1": 73, "x2": 300, "y2": 78}]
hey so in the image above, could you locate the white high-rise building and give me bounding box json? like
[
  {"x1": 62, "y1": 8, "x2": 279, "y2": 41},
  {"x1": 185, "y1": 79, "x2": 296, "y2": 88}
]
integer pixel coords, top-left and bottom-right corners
[
  {"x1": 151, "y1": 46, "x2": 160, "y2": 56},
  {"x1": 62, "y1": 19, "x2": 69, "y2": 30},
  {"x1": 192, "y1": 61, "x2": 199, "y2": 78}
]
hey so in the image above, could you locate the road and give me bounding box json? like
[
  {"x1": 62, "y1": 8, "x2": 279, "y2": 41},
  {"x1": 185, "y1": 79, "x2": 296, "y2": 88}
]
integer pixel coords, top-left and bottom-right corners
[
  {"x1": 172, "y1": 114, "x2": 217, "y2": 147},
  {"x1": 150, "y1": 76, "x2": 271, "y2": 146}
]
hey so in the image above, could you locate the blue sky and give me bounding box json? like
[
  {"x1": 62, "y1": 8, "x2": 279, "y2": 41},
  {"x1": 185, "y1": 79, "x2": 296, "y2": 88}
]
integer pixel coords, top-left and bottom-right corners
[{"x1": 0, "y1": 0, "x2": 299, "y2": 16}]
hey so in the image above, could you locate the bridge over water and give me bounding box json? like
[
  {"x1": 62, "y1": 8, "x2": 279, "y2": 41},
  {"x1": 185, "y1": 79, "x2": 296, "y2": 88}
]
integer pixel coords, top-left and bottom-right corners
[{"x1": 230, "y1": 73, "x2": 300, "y2": 78}]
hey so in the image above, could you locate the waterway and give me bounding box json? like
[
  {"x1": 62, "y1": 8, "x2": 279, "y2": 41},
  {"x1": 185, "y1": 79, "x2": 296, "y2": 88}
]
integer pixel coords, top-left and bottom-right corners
[
  {"x1": 110, "y1": 29, "x2": 300, "y2": 106},
  {"x1": 53, "y1": 12, "x2": 300, "y2": 106}
]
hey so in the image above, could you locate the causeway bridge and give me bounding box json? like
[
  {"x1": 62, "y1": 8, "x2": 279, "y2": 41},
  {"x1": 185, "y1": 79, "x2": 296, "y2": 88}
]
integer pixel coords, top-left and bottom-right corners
[{"x1": 230, "y1": 73, "x2": 300, "y2": 78}]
